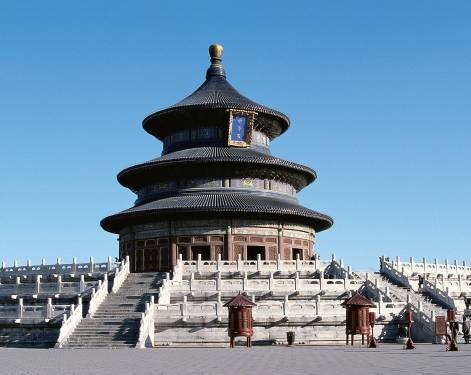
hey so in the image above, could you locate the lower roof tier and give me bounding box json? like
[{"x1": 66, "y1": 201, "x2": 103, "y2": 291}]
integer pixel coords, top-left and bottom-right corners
[
  {"x1": 117, "y1": 147, "x2": 316, "y2": 192},
  {"x1": 100, "y1": 192, "x2": 333, "y2": 234}
]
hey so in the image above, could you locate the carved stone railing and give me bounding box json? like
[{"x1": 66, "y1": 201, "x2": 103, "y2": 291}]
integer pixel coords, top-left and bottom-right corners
[
  {"x1": 0, "y1": 257, "x2": 115, "y2": 278},
  {"x1": 166, "y1": 276, "x2": 363, "y2": 294},
  {"x1": 87, "y1": 274, "x2": 109, "y2": 317},
  {"x1": 381, "y1": 256, "x2": 471, "y2": 278},
  {"x1": 155, "y1": 296, "x2": 348, "y2": 323},
  {"x1": 111, "y1": 256, "x2": 130, "y2": 293},
  {"x1": 55, "y1": 298, "x2": 83, "y2": 348},
  {"x1": 422, "y1": 279, "x2": 456, "y2": 309},
  {"x1": 0, "y1": 298, "x2": 71, "y2": 322},
  {"x1": 0, "y1": 277, "x2": 97, "y2": 297},
  {"x1": 136, "y1": 296, "x2": 155, "y2": 349},
  {"x1": 379, "y1": 257, "x2": 412, "y2": 289},
  {"x1": 174, "y1": 253, "x2": 322, "y2": 280}
]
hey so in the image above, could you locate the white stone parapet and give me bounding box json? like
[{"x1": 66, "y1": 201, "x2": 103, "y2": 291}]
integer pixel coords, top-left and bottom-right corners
[
  {"x1": 172, "y1": 256, "x2": 340, "y2": 278},
  {"x1": 0, "y1": 277, "x2": 98, "y2": 297},
  {"x1": 382, "y1": 255, "x2": 471, "y2": 278},
  {"x1": 165, "y1": 277, "x2": 363, "y2": 294},
  {"x1": 0, "y1": 300, "x2": 71, "y2": 322},
  {"x1": 0, "y1": 256, "x2": 116, "y2": 278}
]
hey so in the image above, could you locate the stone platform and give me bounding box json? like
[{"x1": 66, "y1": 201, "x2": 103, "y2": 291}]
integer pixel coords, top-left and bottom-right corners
[{"x1": 0, "y1": 344, "x2": 469, "y2": 375}]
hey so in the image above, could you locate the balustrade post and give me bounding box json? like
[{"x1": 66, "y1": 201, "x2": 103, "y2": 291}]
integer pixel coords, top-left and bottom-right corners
[
  {"x1": 27, "y1": 259, "x2": 31, "y2": 267},
  {"x1": 385, "y1": 286, "x2": 390, "y2": 299},
  {"x1": 339, "y1": 258, "x2": 344, "y2": 268},
  {"x1": 257, "y1": 253, "x2": 261, "y2": 271},
  {"x1": 283, "y1": 294, "x2": 289, "y2": 316},
  {"x1": 18, "y1": 298, "x2": 23, "y2": 319},
  {"x1": 276, "y1": 253, "x2": 281, "y2": 271},
  {"x1": 295, "y1": 271, "x2": 299, "y2": 291},
  {"x1": 56, "y1": 257, "x2": 61, "y2": 268},
  {"x1": 316, "y1": 294, "x2": 321, "y2": 315},
  {"x1": 396, "y1": 256, "x2": 400, "y2": 268},
  {"x1": 107, "y1": 256, "x2": 112, "y2": 272},
  {"x1": 216, "y1": 271, "x2": 221, "y2": 291},
  {"x1": 410, "y1": 256, "x2": 414, "y2": 272},
  {"x1": 242, "y1": 271, "x2": 248, "y2": 291},
  {"x1": 47, "y1": 298, "x2": 53, "y2": 319},
  {"x1": 217, "y1": 253, "x2": 222, "y2": 271},
  {"x1": 378, "y1": 294, "x2": 382, "y2": 314},
  {"x1": 57, "y1": 275, "x2": 62, "y2": 293},
  {"x1": 35, "y1": 275, "x2": 41, "y2": 294},
  {"x1": 14, "y1": 260, "x2": 18, "y2": 269},
  {"x1": 189, "y1": 272, "x2": 194, "y2": 292},
  {"x1": 216, "y1": 292, "x2": 222, "y2": 321},
  {"x1": 89, "y1": 256, "x2": 95, "y2": 273},
  {"x1": 15, "y1": 276, "x2": 20, "y2": 294},
  {"x1": 181, "y1": 295, "x2": 188, "y2": 322},
  {"x1": 269, "y1": 271, "x2": 273, "y2": 291},
  {"x1": 445, "y1": 258, "x2": 449, "y2": 274},
  {"x1": 1, "y1": 260, "x2": 5, "y2": 270},
  {"x1": 296, "y1": 253, "x2": 300, "y2": 271},
  {"x1": 80, "y1": 275, "x2": 85, "y2": 293},
  {"x1": 237, "y1": 254, "x2": 242, "y2": 271},
  {"x1": 197, "y1": 253, "x2": 202, "y2": 272},
  {"x1": 72, "y1": 257, "x2": 77, "y2": 274},
  {"x1": 423, "y1": 257, "x2": 427, "y2": 273},
  {"x1": 454, "y1": 259, "x2": 458, "y2": 276}
]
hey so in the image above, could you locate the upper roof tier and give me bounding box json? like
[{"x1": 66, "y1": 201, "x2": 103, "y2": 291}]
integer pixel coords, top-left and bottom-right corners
[{"x1": 142, "y1": 44, "x2": 290, "y2": 140}]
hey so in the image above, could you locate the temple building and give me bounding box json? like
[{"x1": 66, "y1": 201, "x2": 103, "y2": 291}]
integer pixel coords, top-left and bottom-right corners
[{"x1": 101, "y1": 44, "x2": 333, "y2": 273}]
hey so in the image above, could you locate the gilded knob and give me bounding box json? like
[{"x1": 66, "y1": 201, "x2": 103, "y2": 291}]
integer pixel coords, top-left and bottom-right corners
[{"x1": 209, "y1": 44, "x2": 224, "y2": 60}]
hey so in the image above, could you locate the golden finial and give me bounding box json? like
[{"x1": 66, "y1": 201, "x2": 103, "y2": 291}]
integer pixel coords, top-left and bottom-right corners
[{"x1": 209, "y1": 44, "x2": 224, "y2": 61}]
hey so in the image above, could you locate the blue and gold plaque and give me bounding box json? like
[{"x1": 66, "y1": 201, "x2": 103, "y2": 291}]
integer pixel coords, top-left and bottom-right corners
[{"x1": 227, "y1": 110, "x2": 255, "y2": 147}]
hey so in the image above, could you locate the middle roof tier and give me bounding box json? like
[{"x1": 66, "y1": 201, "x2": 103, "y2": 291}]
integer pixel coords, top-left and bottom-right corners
[{"x1": 118, "y1": 147, "x2": 317, "y2": 192}]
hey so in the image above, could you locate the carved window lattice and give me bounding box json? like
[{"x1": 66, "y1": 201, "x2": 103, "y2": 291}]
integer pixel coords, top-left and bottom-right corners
[{"x1": 250, "y1": 236, "x2": 263, "y2": 243}]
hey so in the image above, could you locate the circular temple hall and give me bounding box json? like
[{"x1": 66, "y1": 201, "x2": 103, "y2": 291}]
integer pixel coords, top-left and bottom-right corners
[{"x1": 101, "y1": 44, "x2": 333, "y2": 273}]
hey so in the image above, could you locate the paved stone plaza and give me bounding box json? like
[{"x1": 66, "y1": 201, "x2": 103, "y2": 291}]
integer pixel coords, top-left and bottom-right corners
[{"x1": 0, "y1": 345, "x2": 469, "y2": 375}]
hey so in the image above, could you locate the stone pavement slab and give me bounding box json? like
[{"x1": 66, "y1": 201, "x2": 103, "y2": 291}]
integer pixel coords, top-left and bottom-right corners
[{"x1": 0, "y1": 344, "x2": 469, "y2": 375}]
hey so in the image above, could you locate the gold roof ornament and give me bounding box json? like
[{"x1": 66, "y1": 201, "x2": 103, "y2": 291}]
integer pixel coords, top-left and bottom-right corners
[{"x1": 209, "y1": 43, "x2": 224, "y2": 63}]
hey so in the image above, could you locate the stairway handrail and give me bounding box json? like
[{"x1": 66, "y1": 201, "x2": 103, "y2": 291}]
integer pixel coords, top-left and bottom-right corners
[
  {"x1": 136, "y1": 296, "x2": 155, "y2": 349},
  {"x1": 87, "y1": 274, "x2": 109, "y2": 318},
  {"x1": 111, "y1": 256, "x2": 130, "y2": 293},
  {"x1": 55, "y1": 298, "x2": 83, "y2": 348}
]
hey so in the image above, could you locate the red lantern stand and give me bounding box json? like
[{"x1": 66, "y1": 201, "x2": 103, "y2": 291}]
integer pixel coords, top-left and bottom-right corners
[
  {"x1": 342, "y1": 293, "x2": 374, "y2": 346},
  {"x1": 447, "y1": 309, "x2": 459, "y2": 351},
  {"x1": 404, "y1": 310, "x2": 415, "y2": 349},
  {"x1": 224, "y1": 293, "x2": 256, "y2": 348}
]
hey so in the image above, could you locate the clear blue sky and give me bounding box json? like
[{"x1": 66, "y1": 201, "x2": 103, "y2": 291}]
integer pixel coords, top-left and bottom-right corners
[{"x1": 1, "y1": 1, "x2": 470, "y2": 271}]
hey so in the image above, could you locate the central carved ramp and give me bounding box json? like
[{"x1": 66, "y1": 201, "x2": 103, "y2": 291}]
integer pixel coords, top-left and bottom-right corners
[{"x1": 62, "y1": 272, "x2": 164, "y2": 348}]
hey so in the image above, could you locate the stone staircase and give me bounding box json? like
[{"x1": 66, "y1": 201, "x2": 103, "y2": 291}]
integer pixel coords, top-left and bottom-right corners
[{"x1": 62, "y1": 272, "x2": 164, "y2": 348}]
